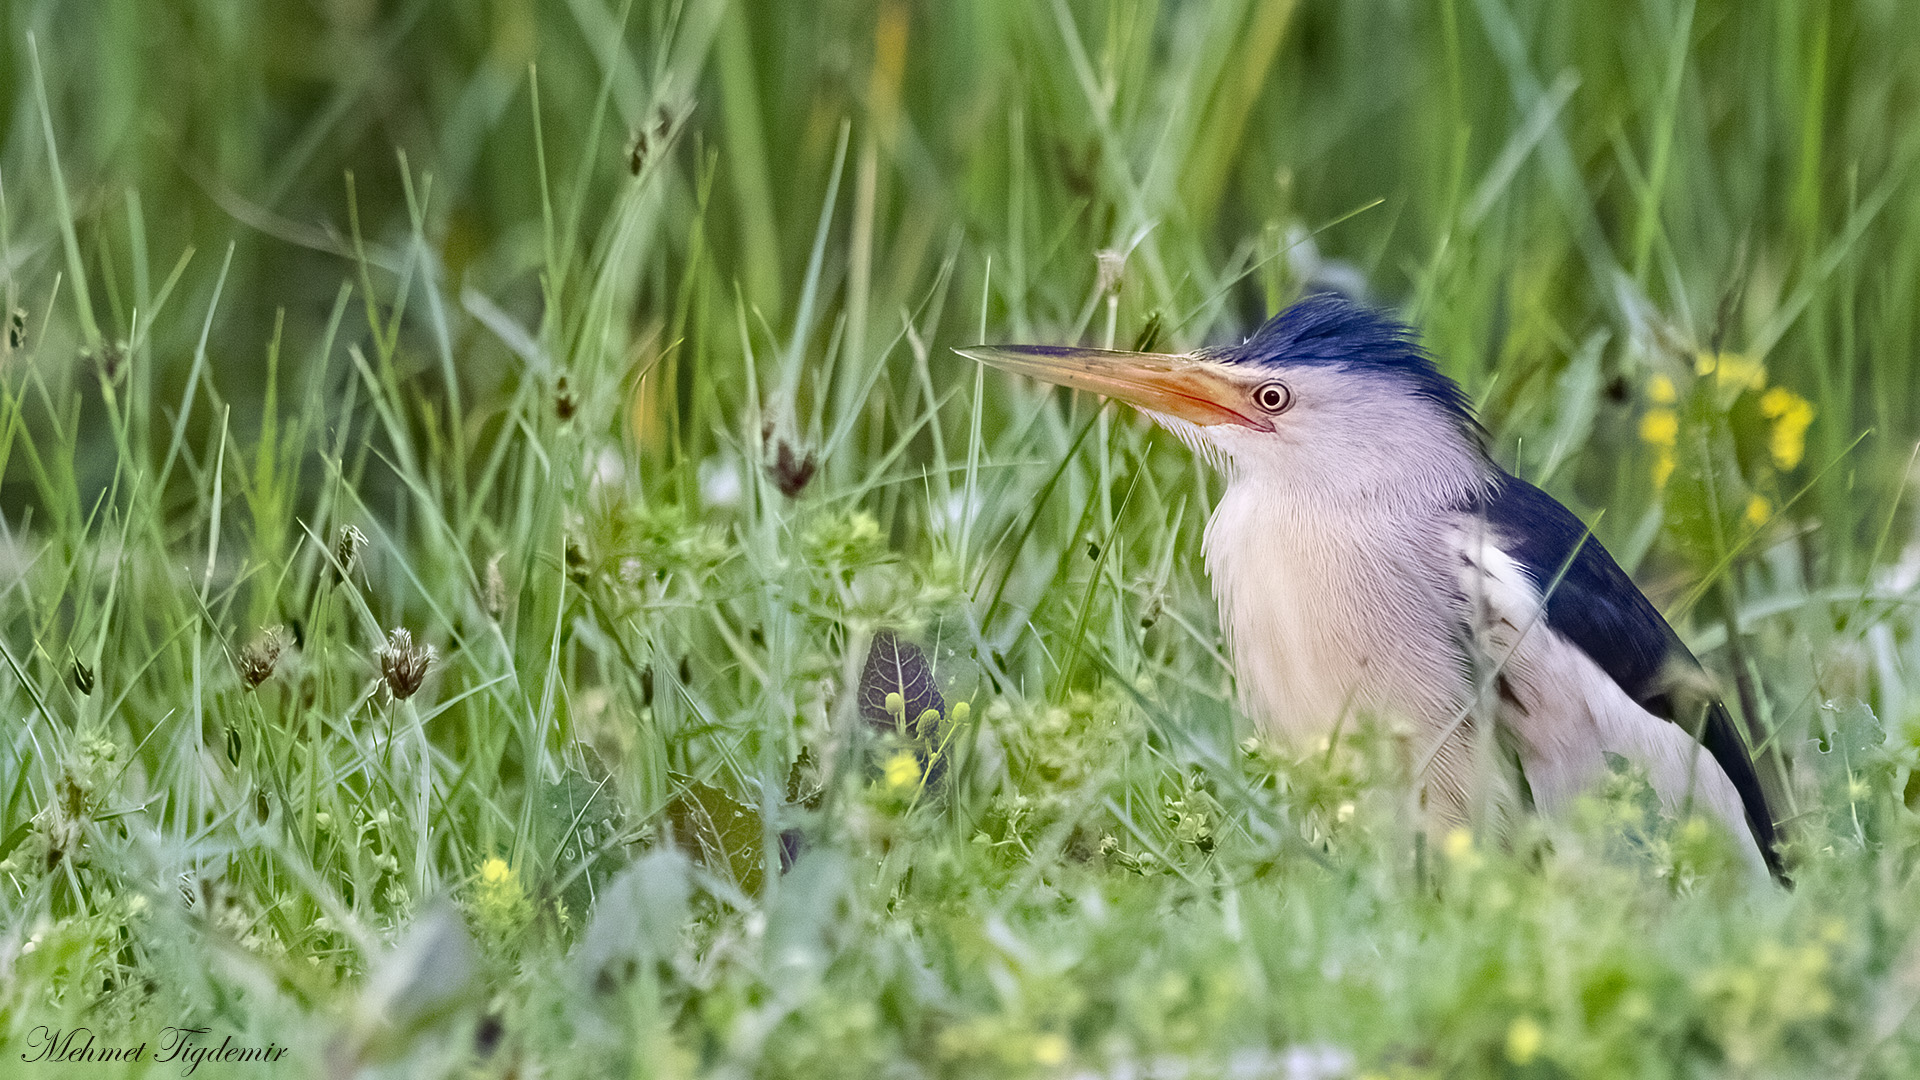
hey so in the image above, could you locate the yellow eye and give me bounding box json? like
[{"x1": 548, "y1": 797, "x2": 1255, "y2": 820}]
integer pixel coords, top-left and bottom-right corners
[{"x1": 1253, "y1": 381, "x2": 1292, "y2": 414}]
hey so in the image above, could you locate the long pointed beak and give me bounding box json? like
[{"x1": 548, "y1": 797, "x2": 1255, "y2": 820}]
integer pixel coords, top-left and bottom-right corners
[{"x1": 954, "y1": 345, "x2": 1270, "y2": 431}]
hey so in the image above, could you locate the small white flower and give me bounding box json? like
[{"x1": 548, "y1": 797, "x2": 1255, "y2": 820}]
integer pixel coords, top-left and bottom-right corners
[
  {"x1": 700, "y1": 456, "x2": 744, "y2": 509},
  {"x1": 588, "y1": 446, "x2": 626, "y2": 491}
]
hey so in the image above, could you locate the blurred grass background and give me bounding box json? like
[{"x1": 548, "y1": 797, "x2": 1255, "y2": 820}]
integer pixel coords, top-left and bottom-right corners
[{"x1": 4, "y1": 0, "x2": 1920, "y2": 1076}]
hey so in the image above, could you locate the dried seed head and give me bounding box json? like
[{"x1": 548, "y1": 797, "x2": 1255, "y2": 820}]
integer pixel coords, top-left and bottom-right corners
[
  {"x1": 564, "y1": 536, "x2": 589, "y2": 585},
  {"x1": 554, "y1": 376, "x2": 577, "y2": 422},
  {"x1": 240, "y1": 626, "x2": 287, "y2": 690},
  {"x1": 627, "y1": 101, "x2": 681, "y2": 176},
  {"x1": 377, "y1": 627, "x2": 436, "y2": 701},
  {"x1": 758, "y1": 404, "x2": 816, "y2": 499},
  {"x1": 334, "y1": 525, "x2": 367, "y2": 582},
  {"x1": 71, "y1": 658, "x2": 95, "y2": 696},
  {"x1": 8, "y1": 308, "x2": 27, "y2": 350},
  {"x1": 484, "y1": 552, "x2": 508, "y2": 620},
  {"x1": 767, "y1": 438, "x2": 817, "y2": 499},
  {"x1": 96, "y1": 340, "x2": 127, "y2": 383}
]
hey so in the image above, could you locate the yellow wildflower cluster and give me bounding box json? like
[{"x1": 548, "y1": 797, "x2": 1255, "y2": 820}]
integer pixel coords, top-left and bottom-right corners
[
  {"x1": 1505, "y1": 1015, "x2": 1545, "y2": 1065},
  {"x1": 1640, "y1": 376, "x2": 1681, "y2": 488},
  {"x1": 1695, "y1": 933, "x2": 1840, "y2": 1070},
  {"x1": 1640, "y1": 356, "x2": 1814, "y2": 495},
  {"x1": 1441, "y1": 826, "x2": 1482, "y2": 871},
  {"x1": 935, "y1": 1019, "x2": 1077, "y2": 1073},
  {"x1": 471, "y1": 856, "x2": 534, "y2": 944},
  {"x1": 883, "y1": 751, "x2": 922, "y2": 791},
  {"x1": 1032, "y1": 1034, "x2": 1069, "y2": 1066},
  {"x1": 1759, "y1": 386, "x2": 1815, "y2": 470},
  {"x1": 1695, "y1": 350, "x2": 1768, "y2": 393}
]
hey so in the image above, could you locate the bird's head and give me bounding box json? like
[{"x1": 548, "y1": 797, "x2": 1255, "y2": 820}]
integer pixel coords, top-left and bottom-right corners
[{"x1": 960, "y1": 294, "x2": 1488, "y2": 500}]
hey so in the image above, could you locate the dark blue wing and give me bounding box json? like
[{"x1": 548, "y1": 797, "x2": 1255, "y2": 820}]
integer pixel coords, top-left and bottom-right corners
[{"x1": 1476, "y1": 472, "x2": 1783, "y2": 879}]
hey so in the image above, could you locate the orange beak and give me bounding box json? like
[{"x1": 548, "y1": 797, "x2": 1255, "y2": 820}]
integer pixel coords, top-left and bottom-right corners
[{"x1": 955, "y1": 345, "x2": 1271, "y2": 431}]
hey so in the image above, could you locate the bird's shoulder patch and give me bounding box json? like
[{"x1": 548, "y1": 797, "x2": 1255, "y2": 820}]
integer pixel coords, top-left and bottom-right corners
[
  {"x1": 1469, "y1": 472, "x2": 1677, "y2": 704},
  {"x1": 1468, "y1": 472, "x2": 1784, "y2": 879}
]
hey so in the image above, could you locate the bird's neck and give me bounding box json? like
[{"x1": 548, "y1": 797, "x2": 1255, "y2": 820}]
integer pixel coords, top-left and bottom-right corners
[{"x1": 1203, "y1": 465, "x2": 1485, "y2": 744}]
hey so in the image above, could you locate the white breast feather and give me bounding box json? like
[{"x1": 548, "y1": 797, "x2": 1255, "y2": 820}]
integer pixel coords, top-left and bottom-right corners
[
  {"x1": 1202, "y1": 473, "x2": 1483, "y2": 820},
  {"x1": 1205, "y1": 483, "x2": 1464, "y2": 738}
]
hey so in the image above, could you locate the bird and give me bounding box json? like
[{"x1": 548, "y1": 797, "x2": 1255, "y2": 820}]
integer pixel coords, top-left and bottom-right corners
[{"x1": 959, "y1": 293, "x2": 1784, "y2": 881}]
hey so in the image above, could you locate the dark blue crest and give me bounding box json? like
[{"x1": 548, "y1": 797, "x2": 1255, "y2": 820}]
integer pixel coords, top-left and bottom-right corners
[{"x1": 1212, "y1": 294, "x2": 1476, "y2": 429}]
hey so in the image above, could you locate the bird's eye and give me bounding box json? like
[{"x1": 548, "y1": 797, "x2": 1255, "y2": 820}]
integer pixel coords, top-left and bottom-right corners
[{"x1": 1252, "y1": 381, "x2": 1292, "y2": 414}]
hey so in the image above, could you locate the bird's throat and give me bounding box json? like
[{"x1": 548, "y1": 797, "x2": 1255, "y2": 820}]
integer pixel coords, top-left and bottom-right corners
[{"x1": 1203, "y1": 481, "x2": 1471, "y2": 748}]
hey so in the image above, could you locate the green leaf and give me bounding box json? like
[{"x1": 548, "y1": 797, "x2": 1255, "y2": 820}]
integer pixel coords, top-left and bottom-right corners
[{"x1": 665, "y1": 777, "x2": 767, "y2": 893}]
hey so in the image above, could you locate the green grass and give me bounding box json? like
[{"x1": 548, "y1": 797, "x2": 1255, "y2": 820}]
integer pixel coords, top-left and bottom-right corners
[{"x1": 4, "y1": 0, "x2": 1920, "y2": 1076}]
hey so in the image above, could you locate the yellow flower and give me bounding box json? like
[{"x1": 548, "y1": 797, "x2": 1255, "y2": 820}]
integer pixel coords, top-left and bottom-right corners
[
  {"x1": 1744, "y1": 495, "x2": 1772, "y2": 529},
  {"x1": 1759, "y1": 387, "x2": 1814, "y2": 470},
  {"x1": 1652, "y1": 449, "x2": 1677, "y2": 489},
  {"x1": 847, "y1": 511, "x2": 882, "y2": 544},
  {"x1": 1442, "y1": 827, "x2": 1481, "y2": 871},
  {"x1": 1696, "y1": 351, "x2": 1768, "y2": 393},
  {"x1": 1648, "y1": 374, "x2": 1677, "y2": 403},
  {"x1": 1725, "y1": 356, "x2": 1768, "y2": 392},
  {"x1": 884, "y1": 751, "x2": 921, "y2": 791},
  {"x1": 1032, "y1": 1033, "x2": 1069, "y2": 1066},
  {"x1": 473, "y1": 856, "x2": 532, "y2": 942},
  {"x1": 1639, "y1": 408, "x2": 1678, "y2": 448},
  {"x1": 1506, "y1": 1016, "x2": 1544, "y2": 1065},
  {"x1": 1640, "y1": 407, "x2": 1679, "y2": 489}
]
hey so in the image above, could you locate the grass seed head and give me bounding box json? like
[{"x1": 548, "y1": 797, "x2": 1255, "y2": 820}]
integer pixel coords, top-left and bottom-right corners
[
  {"x1": 95, "y1": 340, "x2": 127, "y2": 383},
  {"x1": 565, "y1": 535, "x2": 589, "y2": 584},
  {"x1": 484, "y1": 552, "x2": 508, "y2": 620},
  {"x1": 377, "y1": 627, "x2": 436, "y2": 701},
  {"x1": 626, "y1": 99, "x2": 686, "y2": 176},
  {"x1": 334, "y1": 524, "x2": 367, "y2": 582},
  {"x1": 768, "y1": 437, "x2": 818, "y2": 498},
  {"x1": 240, "y1": 626, "x2": 287, "y2": 690}
]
